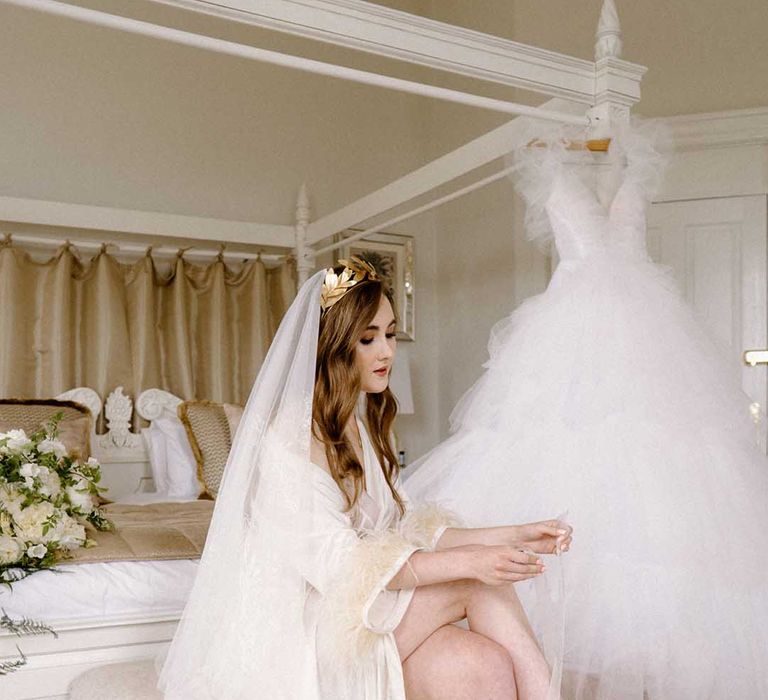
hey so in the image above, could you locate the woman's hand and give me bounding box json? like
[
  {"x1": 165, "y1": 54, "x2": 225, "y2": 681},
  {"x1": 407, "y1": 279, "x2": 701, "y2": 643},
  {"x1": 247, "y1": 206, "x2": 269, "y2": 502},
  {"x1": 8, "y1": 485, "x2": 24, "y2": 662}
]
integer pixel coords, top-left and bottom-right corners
[
  {"x1": 514, "y1": 520, "x2": 573, "y2": 555},
  {"x1": 434, "y1": 521, "x2": 573, "y2": 554},
  {"x1": 465, "y1": 545, "x2": 546, "y2": 585}
]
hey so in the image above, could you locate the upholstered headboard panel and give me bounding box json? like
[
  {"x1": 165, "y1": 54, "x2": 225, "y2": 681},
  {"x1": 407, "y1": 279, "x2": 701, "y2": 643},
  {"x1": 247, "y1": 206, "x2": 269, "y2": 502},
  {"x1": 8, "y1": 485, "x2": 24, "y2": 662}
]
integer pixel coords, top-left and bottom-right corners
[{"x1": 0, "y1": 398, "x2": 92, "y2": 460}]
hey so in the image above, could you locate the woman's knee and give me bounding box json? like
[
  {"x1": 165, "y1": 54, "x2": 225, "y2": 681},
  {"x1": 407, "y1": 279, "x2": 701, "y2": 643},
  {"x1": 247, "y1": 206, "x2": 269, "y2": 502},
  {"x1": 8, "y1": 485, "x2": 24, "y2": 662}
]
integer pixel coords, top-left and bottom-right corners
[
  {"x1": 412, "y1": 578, "x2": 478, "y2": 622},
  {"x1": 403, "y1": 626, "x2": 516, "y2": 700},
  {"x1": 464, "y1": 577, "x2": 521, "y2": 608},
  {"x1": 463, "y1": 635, "x2": 517, "y2": 694}
]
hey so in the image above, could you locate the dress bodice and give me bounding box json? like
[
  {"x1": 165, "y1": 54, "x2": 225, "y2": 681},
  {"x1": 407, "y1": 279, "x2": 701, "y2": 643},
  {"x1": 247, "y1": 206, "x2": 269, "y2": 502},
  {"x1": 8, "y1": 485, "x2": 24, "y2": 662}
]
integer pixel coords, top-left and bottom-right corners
[
  {"x1": 514, "y1": 125, "x2": 663, "y2": 265},
  {"x1": 545, "y1": 166, "x2": 650, "y2": 264}
]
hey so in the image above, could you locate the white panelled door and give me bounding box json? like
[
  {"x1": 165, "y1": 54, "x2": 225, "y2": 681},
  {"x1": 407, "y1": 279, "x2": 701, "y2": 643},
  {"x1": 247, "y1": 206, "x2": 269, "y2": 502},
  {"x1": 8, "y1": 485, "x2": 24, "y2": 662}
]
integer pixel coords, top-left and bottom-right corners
[{"x1": 646, "y1": 195, "x2": 768, "y2": 449}]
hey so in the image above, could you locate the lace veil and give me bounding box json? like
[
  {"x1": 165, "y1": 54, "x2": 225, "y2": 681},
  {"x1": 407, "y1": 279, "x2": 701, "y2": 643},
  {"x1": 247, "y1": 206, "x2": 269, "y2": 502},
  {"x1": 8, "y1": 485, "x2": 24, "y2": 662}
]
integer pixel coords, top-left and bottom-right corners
[{"x1": 157, "y1": 269, "x2": 326, "y2": 699}]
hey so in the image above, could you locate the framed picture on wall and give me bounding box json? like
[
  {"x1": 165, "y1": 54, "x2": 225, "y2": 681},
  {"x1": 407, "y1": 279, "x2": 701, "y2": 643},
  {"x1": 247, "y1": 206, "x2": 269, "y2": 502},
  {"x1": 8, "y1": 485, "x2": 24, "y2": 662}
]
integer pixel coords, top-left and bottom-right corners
[{"x1": 337, "y1": 230, "x2": 415, "y2": 341}]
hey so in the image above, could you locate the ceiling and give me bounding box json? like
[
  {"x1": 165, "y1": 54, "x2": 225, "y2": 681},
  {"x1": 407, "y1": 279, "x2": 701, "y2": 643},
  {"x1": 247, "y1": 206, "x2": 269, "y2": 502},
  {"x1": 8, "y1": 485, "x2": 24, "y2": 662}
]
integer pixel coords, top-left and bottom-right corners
[{"x1": 373, "y1": 0, "x2": 768, "y2": 116}]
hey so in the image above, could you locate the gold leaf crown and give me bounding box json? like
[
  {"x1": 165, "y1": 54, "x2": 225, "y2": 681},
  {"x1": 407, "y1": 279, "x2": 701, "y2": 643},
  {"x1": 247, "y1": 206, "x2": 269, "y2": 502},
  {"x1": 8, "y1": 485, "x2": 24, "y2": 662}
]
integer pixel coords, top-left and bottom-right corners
[{"x1": 320, "y1": 255, "x2": 379, "y2": 314}]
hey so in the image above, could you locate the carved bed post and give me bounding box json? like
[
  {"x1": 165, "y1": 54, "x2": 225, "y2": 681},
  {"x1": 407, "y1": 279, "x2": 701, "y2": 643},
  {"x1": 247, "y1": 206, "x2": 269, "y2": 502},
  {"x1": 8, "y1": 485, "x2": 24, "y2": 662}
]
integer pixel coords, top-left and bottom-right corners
[
  {"x1": 588, "y1": 0, "x2": 644, "y2": 138},
  {"x1": 294, "y1": 183, "x2": 316, "y2": 287},
  {"x1": 588, "y1": 0, "x2": 646, "y2": 204},
  {"x1": 595, "y1": 0, "x2": 623, "y2": 63}
]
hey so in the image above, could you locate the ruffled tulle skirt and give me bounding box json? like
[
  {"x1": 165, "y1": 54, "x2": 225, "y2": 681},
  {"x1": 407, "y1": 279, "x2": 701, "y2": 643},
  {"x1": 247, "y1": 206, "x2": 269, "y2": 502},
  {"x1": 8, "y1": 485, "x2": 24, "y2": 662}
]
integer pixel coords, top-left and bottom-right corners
[{"x1": 405, "y1": 254, "x2": 768, "y2": 700}]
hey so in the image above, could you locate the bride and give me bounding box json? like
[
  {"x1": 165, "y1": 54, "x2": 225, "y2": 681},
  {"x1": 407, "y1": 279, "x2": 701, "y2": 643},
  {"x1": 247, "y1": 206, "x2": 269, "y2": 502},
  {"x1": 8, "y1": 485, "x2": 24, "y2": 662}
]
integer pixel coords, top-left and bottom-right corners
[
  {"x1": 404, "y1": 122, "x2": 768, "y2": 700},
  {"x1": 157, "y1": 255, "x2": 572, "y2": 700}
]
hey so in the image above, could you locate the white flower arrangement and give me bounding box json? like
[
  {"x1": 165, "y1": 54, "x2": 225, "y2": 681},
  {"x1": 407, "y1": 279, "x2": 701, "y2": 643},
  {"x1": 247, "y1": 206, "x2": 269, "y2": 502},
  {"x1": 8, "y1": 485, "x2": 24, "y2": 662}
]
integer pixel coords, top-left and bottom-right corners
[{"x1": 0, "y1": 412, "x2": 113, "y2": 583}]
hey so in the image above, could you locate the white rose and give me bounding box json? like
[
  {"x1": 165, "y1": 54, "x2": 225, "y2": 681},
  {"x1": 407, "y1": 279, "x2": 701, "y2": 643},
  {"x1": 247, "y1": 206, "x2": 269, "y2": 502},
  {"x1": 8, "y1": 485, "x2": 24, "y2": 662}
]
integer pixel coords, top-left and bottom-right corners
[
  {"x1": 0, "y1": 486, "x2": 24, "y2": 519},
  {"x1": 66, "y1": 478, "x2": 95, "y2": 515},
  {"x1": 0, "y1": 510, "x2": 13, "y2": 536},
  {"x1": 20, "y1": 462, "x2": 42, "y2": 479},
  {"x1": 26, "y1": 543, "x2": 47, "y2": 559},
  {"x1": 37, "y1": 438, "x2": 55, "y2": 454},
  {"x1": 71, "y1": 474, "x2": 89, "y2": 489},
  {"x1": 40, "y1": 508, "x2": 76, "y2": 545},
  {"x1": 0, "y1": 535, "x2": 23, "y2": 565},
  {"x1": 38, "y1": 438, "x2": 68, "y2": 459},
  {"x1": 86, "y1": 456, "x2": 100, "y2": 468},
  {"x1": 13, "y1": 501, "x2": 56, "y2": 544},
  {"x1": 38, "y1": 469, "x2": 61, "y2": 498},
  {"x1": 4, "y1": 429, "x2": 32, "y2": 453},
  {"x1": 38, "y1": 513, "x2": 62, "y2": 544},
  {"x1": 57, "y1": 515, "x2": 87, "y2": 550}
]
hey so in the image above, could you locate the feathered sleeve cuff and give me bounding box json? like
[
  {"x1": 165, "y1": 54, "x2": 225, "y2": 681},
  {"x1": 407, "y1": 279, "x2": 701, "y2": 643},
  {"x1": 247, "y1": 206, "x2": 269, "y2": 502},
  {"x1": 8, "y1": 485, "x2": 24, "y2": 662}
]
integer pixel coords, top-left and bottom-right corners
[
  {"x1": 321, "y1": 529, "x2": 421, "y2": 664},
  {"x1": 316, "y1": 493, "x2": 464, "y2": 664},
  {"x1": 398, "y1": 501, "x2": 465, "y2": 551}
]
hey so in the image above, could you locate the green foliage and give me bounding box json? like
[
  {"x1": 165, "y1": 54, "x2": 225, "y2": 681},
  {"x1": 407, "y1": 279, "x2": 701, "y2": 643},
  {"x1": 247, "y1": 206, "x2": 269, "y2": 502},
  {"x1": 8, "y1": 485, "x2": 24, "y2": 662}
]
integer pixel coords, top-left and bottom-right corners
[
  {"x1": 0, "y1": 609, "x2": 58, "y2": 638},
  {"x1": 0, "y1": 647, "x2": 27, "y2": 675},
  {"x1": 0, "y1": 609, "x2": 58, "y2": 675}
]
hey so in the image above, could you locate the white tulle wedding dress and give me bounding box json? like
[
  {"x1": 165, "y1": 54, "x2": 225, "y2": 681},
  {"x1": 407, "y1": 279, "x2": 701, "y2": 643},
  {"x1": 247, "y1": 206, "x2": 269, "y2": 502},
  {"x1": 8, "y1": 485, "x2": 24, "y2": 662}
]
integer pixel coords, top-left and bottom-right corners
[{"x1": 404, "y1": 125, "x2": 768, "y2": 700}]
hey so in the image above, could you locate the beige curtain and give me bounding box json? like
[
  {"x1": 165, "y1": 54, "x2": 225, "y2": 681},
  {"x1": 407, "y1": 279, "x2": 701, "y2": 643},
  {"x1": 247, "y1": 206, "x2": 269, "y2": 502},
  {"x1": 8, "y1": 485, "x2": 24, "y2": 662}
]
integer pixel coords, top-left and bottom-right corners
[{"x1": 0, "y1": 241, "x2": 296, "y2": 425}]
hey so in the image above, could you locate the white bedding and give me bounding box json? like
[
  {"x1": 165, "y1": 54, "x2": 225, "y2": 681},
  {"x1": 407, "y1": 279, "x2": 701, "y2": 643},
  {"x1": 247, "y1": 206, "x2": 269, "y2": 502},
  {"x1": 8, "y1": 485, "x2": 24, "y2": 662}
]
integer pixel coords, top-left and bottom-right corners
[
  {"x1": 0, "y1": 558, "x2": 199, "y2": 622},
  {"x1": 1, "y1": 494, "x2": 201, "y2": 623}
]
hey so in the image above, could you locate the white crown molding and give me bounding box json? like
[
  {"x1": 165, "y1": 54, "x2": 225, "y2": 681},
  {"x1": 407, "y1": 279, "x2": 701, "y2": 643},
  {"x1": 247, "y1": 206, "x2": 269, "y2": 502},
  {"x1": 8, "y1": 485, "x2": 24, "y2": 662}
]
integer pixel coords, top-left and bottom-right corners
[
  {"x1": 660, "y1": 107, "x2": 768, "y2": 151},
  {"x1": 155, "y1": 0, "x2": 644, "y2": 104}
]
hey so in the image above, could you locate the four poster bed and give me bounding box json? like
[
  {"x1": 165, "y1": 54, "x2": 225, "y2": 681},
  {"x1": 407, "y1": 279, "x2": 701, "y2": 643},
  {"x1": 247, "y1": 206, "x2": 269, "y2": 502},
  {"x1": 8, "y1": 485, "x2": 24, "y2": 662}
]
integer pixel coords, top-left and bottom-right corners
[{"x1": 0, "y1": 0, "x2": 645, "y2": 697}]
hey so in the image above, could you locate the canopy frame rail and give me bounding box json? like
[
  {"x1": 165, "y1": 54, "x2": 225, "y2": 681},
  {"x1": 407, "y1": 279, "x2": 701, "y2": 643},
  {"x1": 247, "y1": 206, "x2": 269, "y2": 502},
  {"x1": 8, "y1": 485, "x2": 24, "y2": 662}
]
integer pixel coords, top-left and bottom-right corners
[
  {"x1": 6, "y1": 0, "x2": 612, "y2": 125},
  {"x1": 1, "y1": 0, "x2": 644, "y2": 286},
  {"x1": 295, "y1": 0, "x2": 643, "y2": 283},
  {"x1": 142, "y1": 0, "x2": 643, "y2": 106}
]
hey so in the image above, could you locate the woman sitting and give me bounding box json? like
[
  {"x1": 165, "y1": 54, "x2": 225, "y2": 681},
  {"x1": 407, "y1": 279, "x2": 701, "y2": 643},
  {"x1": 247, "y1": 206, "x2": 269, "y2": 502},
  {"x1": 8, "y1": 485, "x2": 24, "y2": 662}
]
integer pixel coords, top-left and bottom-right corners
[{"x1": 158, "y1": 257, "x2": 572, "y2": 700}]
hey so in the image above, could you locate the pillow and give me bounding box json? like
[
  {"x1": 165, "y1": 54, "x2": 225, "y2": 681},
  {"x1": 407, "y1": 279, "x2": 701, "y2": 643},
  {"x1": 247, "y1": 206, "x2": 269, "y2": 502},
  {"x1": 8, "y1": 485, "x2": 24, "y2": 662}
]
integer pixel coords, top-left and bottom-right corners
[
  {"x1": 177, "y1": 400, "x2": 243, "y2": 499},
  {"x1": 142, "y1": 415, "x2": 202, "y2": 499},
  {"x1": 156, "y1": 415, "x2": 203, "y2": 499},
  {"x1": 222, "y1": 404, "x2": 244, "y2": 443},
  {"x1": 0, "y1": 398, "x2": 92, "y2": 460},
  {"x1": 140, "y1": 424, "x2": 169, "y2": 495}
]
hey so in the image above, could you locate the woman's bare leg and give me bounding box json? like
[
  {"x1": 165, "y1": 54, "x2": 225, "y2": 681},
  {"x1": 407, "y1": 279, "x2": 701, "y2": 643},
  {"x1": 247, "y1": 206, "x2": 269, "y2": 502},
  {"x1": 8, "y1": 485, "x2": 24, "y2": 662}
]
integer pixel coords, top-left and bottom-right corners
[
  {"x1": 463, "y1": 577, "x2": 551, "y2": 699},
  {"x1": 394, "y1": 573, "x2": 550, "y2": 699},
  {"x1": 402, "y1": 624, "x2": 517, "y2": 700}
]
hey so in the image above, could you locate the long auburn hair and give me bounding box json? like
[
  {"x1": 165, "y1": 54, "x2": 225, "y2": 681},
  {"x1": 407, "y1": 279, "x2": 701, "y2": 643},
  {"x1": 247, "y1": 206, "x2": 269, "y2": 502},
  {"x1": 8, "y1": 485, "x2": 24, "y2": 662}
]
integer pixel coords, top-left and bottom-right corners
[{"x1": 313, "y1": 272, "x2": 405, "y2": 517}]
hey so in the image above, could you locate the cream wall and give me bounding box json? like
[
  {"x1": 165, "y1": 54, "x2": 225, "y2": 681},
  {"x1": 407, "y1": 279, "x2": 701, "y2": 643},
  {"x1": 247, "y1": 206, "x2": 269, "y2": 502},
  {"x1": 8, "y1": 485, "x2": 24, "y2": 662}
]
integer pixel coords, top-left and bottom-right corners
[
  {"x1": 388, "y1": 0, "x2": 768, "y2": 116},
  {"x1": 0, "y1": 1, "x2": 435, "y2": 222},
  {"x1": 0, "y1": 0, "x2": 445, "y2": 459},
  {"x1": 404, "y1": 0, "x2": 768, "y2": 439},
  {"x1": 2, "y1": 0, "x2": 767, "y2": 460}
]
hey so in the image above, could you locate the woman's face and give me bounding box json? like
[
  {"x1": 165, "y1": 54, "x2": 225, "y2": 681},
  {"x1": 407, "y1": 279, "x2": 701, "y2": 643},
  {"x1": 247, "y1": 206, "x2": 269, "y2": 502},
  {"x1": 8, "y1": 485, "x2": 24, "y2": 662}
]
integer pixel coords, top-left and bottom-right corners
[{"x1": 355, "y1": 294, "x2": 396, "y2": 393}]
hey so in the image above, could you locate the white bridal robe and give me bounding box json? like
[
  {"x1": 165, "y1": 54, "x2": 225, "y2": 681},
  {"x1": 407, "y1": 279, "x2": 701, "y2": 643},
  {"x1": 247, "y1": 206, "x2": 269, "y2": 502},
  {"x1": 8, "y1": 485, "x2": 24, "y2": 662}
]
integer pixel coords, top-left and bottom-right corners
[
  {"x1": 158, "y1": 413, "x2": 461, "y2": 700},
  {"x1": 296, "y1": 415, "x2": 461, "y2": 700}
]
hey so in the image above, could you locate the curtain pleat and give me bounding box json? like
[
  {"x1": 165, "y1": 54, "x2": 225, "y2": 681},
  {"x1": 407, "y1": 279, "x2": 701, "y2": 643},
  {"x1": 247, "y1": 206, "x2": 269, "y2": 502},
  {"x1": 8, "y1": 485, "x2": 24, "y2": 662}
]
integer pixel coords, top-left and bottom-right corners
[
  {"x1": 0, "y1": 241, "x2": 295, "y2": 428},
  {"x1": 161, "y1": 256, "x2": 197, "y2": 401},
  {"x1": 0, "y1": 247, "x2": 36, "y2": 395},
  {"x1": 125, "y1": 254, "x2": 163, "y2": 402},
  {"x1": 42, "y1": 250, "x2": 78, "y2": 394}
]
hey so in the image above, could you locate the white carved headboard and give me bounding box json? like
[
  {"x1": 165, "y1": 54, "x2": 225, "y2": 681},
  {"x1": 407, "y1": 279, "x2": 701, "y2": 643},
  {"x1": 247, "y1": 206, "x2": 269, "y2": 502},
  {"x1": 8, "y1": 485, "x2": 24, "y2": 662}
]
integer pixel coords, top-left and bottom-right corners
[{"x1": 56, "y1": 386, "x2": 184, "y2": 501}]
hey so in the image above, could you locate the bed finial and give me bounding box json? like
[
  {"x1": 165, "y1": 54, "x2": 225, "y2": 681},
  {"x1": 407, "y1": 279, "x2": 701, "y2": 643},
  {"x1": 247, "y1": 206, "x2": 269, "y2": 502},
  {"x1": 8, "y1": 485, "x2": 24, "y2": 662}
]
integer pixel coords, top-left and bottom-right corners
[
  {"x1": 595, "y1": 0, "x2": 622, "y2": 61},
  {"x1": 295, "y1": 183, "x2": 315, "y2": 287}
]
